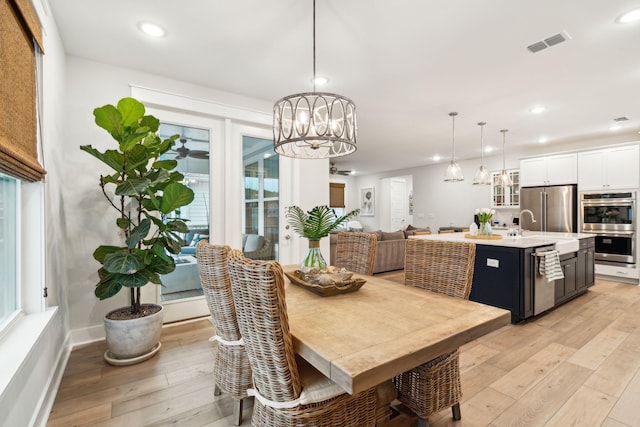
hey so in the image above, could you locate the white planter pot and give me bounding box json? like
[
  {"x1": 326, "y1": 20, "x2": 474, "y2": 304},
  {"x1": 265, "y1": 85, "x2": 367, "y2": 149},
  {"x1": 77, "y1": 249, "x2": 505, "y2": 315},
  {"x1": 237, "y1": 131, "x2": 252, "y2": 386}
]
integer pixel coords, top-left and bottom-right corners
[{"x1": 103, "y1": 303, "x2": 163, "y2": 366}]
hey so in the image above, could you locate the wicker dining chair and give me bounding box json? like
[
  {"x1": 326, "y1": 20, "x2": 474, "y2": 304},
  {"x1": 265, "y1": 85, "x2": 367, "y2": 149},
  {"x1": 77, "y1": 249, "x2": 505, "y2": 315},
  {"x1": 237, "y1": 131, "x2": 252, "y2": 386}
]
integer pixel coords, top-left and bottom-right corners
[
  {"x1": 227, "y1": 252, "x2": 378, "y2": 427},
  {"x1": 334, "y1": 231, "x2": 378, "y2": 275},
  {"x1": 196, "y1": 241, "x2": 253, "y2": 426},
  {"x1": 393, "y1": 238, "x2": 476, "y2": 426}
]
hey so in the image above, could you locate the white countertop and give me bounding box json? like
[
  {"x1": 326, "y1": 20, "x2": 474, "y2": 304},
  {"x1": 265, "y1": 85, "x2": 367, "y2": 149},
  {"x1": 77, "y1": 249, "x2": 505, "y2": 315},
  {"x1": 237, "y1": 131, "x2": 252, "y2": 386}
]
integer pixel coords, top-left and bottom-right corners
[{"x1": 410, "y1": 230, "x2": 592, "y2": 249}]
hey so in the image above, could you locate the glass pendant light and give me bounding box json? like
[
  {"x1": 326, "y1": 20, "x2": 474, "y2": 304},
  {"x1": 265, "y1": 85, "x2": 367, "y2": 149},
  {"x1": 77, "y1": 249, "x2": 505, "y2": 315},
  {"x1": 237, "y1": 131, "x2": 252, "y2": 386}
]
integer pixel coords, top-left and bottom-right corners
[
  {"x1": 473, "y1": 121, "x2": 491, "y2": 185},
  {"x1": 444, "y1": 112, "x2": 464, "y2": 181},
  {"x1": 273, "y1": 0, "x2": 357, "y2": 159},
  {"x1": 499, "y1": 129, "x2": 513, "y2": 187}
]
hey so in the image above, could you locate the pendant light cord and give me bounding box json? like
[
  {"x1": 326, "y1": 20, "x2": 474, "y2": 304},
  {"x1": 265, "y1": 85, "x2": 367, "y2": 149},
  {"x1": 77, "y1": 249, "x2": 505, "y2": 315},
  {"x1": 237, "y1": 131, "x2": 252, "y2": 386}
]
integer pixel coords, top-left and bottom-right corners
[
  {"x1": 450, "y1": 112, "x2": 457, "y2": 160},
  {"x1": 501, "y1": 129, "x2": 507, "y2": 169},
  {"x1": 478, "y1": 122, "x2": 485, "y2": 165}
]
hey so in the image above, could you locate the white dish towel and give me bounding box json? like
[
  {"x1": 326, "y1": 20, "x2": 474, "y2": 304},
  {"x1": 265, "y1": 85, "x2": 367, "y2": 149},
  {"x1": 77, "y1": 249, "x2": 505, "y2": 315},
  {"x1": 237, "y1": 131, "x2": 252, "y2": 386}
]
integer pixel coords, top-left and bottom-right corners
[{"x1": 539, "y1": 250, "x2": 564, "y2": 282}]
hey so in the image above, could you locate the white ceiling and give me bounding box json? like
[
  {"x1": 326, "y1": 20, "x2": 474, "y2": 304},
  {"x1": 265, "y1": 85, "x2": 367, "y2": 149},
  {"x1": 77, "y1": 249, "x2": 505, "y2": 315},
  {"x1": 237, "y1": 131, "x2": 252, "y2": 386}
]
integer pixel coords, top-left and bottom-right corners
[{"x1": 49, "y1": 0, "x2": 640, "y2": 175}]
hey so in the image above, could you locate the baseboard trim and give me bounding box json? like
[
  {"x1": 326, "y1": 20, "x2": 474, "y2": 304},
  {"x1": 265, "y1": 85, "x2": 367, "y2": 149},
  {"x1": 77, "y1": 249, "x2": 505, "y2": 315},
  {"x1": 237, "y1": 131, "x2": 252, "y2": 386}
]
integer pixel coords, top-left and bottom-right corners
[{"x1": 32, "y1": 332, "x2": 71, "y2": 427}]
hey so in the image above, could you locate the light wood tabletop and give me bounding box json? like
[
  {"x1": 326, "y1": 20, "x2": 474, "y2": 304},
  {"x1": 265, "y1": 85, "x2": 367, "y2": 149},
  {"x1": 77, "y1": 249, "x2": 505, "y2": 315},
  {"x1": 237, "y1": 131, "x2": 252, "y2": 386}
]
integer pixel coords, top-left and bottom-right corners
[{"x1": 284, "y1": 268, "x2": 511, "y2": 395}]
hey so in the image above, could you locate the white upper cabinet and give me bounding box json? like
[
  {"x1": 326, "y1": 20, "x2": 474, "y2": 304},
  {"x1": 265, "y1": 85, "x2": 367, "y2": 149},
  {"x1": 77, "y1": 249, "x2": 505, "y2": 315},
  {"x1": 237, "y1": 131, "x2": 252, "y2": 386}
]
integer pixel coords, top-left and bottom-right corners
[
  {"x1": 578, "y1": 145, "x2": 639, "y2": 191},
  {"x1": 520, "y1": 153, "x2": 577, "y2": 187}
]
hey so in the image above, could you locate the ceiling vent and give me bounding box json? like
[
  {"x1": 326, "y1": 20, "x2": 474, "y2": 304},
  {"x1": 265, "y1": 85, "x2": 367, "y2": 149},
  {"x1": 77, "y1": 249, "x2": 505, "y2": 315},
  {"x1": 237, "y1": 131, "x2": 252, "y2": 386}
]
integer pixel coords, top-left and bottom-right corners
[
  {"x1": 613, "y1": 116, "x2": 629, "y2": 122},
  {"x1": 527, "y1": 31, "x2": 571, "y2": 53}
]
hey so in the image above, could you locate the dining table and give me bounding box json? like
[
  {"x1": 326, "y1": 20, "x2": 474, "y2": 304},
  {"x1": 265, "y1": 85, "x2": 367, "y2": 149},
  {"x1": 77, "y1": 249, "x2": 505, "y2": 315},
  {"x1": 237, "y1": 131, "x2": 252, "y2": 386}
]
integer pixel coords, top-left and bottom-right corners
[{"x1": 283, "y1": 267, "x2": 511, "y2": 426}]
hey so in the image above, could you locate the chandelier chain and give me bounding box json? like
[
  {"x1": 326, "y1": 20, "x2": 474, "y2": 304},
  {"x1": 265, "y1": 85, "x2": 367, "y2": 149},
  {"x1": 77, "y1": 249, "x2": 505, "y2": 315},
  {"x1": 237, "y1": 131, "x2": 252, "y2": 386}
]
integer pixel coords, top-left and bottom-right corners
[{"x1": 313, "y1": 0, "x2": 316, "y2": 92}]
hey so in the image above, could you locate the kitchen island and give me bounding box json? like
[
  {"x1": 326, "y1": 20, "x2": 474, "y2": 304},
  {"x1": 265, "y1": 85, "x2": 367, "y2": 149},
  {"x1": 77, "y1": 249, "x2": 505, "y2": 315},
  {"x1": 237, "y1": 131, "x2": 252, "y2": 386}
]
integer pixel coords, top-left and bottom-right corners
[{"x1": 411, "y1": 231, "x2": 595, "y2": 323}]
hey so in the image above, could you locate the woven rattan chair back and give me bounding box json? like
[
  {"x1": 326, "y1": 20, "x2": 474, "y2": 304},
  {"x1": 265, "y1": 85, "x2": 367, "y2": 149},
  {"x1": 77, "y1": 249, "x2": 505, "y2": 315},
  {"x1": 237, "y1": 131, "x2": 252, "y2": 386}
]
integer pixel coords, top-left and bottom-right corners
[
  {"x1": 196, "y1": 241, "x2": 252, "y2": 425},
  {"x1": 227, "y1": 252, "x2": 301, "y2": 403},
  {"x1": 196, "y1": 242, "x2": 244, "y2": 341},
  {"x1": 404, "y1": 239, "x2": 476, "y2": 300},
  {"x1": 334, "y1": 231, "x2": 377, "y2": 275}
]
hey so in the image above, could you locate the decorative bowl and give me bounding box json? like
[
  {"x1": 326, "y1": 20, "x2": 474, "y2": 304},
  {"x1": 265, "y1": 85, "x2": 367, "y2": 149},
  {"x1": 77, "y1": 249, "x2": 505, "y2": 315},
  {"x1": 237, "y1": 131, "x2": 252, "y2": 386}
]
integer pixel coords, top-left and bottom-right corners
[{"x1": 285, "y1": 267, "x2": 366, "y2": 297}]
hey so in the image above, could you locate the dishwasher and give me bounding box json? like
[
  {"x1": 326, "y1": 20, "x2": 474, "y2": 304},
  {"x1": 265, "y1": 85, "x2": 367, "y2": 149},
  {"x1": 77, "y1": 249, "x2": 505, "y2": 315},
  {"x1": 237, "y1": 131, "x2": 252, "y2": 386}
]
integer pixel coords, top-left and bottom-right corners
[{"x1": 532, "y1": 245, "x2": 556, "y2": 315}]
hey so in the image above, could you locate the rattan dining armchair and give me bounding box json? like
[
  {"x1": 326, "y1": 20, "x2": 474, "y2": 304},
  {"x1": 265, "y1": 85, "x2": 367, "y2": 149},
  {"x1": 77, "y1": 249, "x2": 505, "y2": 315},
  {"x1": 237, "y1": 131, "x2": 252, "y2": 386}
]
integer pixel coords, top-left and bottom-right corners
[
  {"x1": 334, "y1": 231, "x2": 378, "y2": 275},
  {"x1": 227, "y1": 252, "x2": 378, "y2": 427},
  {"x1": 393, "y1": 238, "x2": 476, "y2": 426},
  {"x1": 196, "y1": 241, "x2": 253, "y2": 425}
]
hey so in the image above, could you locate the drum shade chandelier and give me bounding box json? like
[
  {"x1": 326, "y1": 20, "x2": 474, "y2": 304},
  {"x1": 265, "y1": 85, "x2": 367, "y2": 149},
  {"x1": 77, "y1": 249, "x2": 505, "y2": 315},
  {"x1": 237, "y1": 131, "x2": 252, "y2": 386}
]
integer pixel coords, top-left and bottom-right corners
[
  {"x1": 499, "y1": 129, "x2": 513, "y2": 187},
  {"x1": 473, "y1": 121, "x2": 491, "y2": 185},
  {"x1": 444, "y1": 112, "x2": 464, "y2": 181},
  {"x1": 273, "y1": 0, "x2": 357, "y2": 159}
]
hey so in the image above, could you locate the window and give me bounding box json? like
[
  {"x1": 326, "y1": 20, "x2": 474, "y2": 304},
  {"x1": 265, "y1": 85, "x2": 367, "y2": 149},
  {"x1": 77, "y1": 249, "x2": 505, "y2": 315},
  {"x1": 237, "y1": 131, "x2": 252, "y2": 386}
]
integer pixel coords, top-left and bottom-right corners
[{"x1": 0, "y1": 173, "x2": 18, "y2": 330}]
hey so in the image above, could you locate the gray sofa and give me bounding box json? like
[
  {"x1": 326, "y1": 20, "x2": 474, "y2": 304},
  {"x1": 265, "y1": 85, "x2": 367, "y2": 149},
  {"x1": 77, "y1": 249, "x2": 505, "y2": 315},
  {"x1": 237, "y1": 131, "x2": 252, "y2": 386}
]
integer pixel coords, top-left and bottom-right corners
[{"x1": 329, "y1": 226, "x2": 430, "y2": 274}]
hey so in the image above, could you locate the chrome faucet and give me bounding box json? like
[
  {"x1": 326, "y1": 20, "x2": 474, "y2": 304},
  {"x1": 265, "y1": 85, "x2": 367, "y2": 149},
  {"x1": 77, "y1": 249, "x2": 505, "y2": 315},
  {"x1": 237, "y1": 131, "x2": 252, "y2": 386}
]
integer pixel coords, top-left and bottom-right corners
[{"x1": 518, "y1": 209, "x2": 536, "y2": 235}]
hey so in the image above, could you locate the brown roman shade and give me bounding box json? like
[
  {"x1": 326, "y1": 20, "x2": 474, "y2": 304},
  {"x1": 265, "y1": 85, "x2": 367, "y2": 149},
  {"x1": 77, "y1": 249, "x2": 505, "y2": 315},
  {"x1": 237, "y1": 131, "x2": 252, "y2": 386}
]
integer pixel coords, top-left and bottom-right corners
[
  {"x1": 329, "y1": 182, "x2": 345, "y2": 208},
  {"x1": 0, "y1": 0, "x2": 46, "y2": 181}
]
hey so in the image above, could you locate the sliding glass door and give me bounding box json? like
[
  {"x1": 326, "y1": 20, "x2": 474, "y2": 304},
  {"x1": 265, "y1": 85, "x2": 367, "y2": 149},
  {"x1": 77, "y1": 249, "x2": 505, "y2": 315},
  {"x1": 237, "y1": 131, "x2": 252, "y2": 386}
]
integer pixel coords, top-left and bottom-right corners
[
  {"x1": 242, "y1": 136, "x2": 279, "y2": 262},
  {"x1": 158, "y1": 123, "x2": 210, "y2": 304},
  {"x1": 142, "y1": 107, "x2": 223, "y2": 323}
]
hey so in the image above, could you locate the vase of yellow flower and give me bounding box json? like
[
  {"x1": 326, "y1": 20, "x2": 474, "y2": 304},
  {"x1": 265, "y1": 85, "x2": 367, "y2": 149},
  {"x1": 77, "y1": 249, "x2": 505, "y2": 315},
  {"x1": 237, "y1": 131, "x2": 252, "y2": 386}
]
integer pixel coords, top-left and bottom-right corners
[{"x1": 475, "y1": 208, "x2": 495, "y2": 235}]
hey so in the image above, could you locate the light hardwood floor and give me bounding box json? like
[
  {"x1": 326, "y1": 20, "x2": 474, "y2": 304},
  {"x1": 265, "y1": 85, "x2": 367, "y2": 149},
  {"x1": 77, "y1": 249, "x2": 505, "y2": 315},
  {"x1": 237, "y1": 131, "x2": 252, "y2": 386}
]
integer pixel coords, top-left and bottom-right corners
[{"x1": 47, "y1": 274, "x2": 640, "y2": 426}]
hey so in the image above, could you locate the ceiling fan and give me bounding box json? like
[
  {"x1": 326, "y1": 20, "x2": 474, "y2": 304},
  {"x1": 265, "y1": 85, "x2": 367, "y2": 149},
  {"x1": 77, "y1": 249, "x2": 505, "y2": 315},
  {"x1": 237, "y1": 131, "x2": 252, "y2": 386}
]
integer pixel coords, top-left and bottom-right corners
[
  {"x1": 172, "y1": 138, "x2": 209, "y2": 160},
  {"x1": 330, "y1": 163, "x2": 352, "y2": 176}
]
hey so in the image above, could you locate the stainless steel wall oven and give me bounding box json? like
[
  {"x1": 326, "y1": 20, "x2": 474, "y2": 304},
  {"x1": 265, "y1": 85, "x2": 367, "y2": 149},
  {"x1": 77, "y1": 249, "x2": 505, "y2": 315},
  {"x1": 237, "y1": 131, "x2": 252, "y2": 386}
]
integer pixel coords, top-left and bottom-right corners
[{"x1": 581, "y1": 192, "x2": 635, "y2": 267}]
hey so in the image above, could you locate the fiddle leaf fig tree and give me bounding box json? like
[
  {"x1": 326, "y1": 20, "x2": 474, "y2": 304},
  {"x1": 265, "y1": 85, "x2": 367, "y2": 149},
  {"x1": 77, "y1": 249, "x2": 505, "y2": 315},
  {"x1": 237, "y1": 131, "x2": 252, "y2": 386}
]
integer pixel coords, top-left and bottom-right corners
[{"x1": 81, "y1": 97, "x2": 194, "y2": 315}]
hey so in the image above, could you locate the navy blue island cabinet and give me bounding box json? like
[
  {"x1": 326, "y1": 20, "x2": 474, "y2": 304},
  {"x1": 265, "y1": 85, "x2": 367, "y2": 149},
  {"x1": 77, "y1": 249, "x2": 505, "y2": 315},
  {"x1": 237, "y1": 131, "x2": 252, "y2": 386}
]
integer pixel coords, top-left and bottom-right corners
[
  {"x1": 470, "y1": 245, "x2": 535, "y2": 324},
  {"x1": 469, "y1": 237, "x2": 594, "y2": 324}
]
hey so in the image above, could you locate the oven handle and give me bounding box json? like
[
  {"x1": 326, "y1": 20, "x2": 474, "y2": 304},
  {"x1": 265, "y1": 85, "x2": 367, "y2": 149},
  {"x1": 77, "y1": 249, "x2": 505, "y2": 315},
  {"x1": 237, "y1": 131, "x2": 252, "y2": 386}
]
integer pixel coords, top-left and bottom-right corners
[
  {"x1": 581, "y1": 230, "x2": 635, "y2": 237},
  {"x1": 581, "y1": 199, "x2": 635, "y2": 207}
]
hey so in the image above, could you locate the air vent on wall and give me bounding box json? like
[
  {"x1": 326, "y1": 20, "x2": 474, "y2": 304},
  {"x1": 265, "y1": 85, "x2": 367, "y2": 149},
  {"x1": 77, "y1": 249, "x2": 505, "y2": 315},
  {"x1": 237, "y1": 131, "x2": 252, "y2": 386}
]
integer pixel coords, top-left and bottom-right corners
[{"x1": 527, "y1": 30, "x2": 571, "y2": 53}]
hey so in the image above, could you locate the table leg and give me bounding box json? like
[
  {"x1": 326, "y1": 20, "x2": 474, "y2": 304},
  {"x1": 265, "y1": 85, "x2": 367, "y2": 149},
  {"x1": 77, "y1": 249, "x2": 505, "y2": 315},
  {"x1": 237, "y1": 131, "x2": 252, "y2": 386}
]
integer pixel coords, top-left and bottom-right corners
[{"x1": 375, "y1": 381, "x2": 418, "y2": 427}]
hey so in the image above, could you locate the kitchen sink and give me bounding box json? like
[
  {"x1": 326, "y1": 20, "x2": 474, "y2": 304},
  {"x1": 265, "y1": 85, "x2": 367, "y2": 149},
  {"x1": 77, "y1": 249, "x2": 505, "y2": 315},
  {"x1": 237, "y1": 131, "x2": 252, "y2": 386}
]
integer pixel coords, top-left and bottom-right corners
[
  {"x1": 552, "y1": 238, "x2": 580, "y2": 255},
  {"x1": 520, "y1": 233, "x2": 579, "y2": 255}
]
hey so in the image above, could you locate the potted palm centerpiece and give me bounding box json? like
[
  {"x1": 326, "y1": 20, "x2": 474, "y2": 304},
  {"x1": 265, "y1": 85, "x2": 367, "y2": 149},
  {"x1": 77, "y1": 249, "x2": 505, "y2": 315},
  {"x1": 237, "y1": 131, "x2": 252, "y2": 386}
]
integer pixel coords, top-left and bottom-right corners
[
  {"x1": 285, "y1": 205, "x2": 359, "y2": 271},
  {"x1": 81, "y1": 97, "x2": 194, "y2": 365}
]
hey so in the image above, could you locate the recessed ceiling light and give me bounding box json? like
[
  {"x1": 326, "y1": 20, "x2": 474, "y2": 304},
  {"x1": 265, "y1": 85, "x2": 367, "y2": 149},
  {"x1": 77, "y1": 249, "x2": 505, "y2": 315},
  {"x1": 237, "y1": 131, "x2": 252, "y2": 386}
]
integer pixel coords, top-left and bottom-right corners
[
  {"x1": 538, "y1": 137, "x2": 548, "y2": 143},
  {"x1": 617, "y1": 8, "x2": 640, "y2": 23},
  {"x1": 530, "y1": 105, "x2": 546, "y2": 114},
  {"x1": 484, "y1": 147, "x2": 493, "y2": 153},
  {"x1": 137, "y1": 21, "x2": 166, "y2": 38},
  {"x1": 314, "y1": 76, "x2": 329, "y2": 85},
  {"x1": 609, "y1": 125, "x2": 622, "y2": 131},
  {"x1": 433, "y1": 155, "x2": 441, "y2": 162}
]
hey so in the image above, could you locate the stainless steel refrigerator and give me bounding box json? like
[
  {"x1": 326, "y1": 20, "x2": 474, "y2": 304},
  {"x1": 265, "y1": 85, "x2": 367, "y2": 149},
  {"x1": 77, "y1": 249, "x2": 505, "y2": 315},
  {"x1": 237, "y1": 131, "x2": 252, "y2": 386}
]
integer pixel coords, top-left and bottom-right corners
[{"x1": 519, "y1": 184, "x2": 577, "y2": 232}]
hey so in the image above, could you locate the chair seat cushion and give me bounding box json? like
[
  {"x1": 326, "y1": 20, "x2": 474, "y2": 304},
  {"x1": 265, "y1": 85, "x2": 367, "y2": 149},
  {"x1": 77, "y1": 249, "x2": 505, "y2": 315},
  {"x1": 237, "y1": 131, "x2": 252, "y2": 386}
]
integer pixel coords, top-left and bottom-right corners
[{"x1": 249, "y1": 356, "x2": 346, "y2": 409}]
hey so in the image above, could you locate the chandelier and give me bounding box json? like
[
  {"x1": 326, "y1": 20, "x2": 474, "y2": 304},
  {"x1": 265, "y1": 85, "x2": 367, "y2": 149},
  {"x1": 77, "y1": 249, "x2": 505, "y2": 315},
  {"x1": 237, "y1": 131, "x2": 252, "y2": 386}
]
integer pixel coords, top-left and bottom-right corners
[{"x1": 273, "y1": 0, "x2": 357, "y2": 159}]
